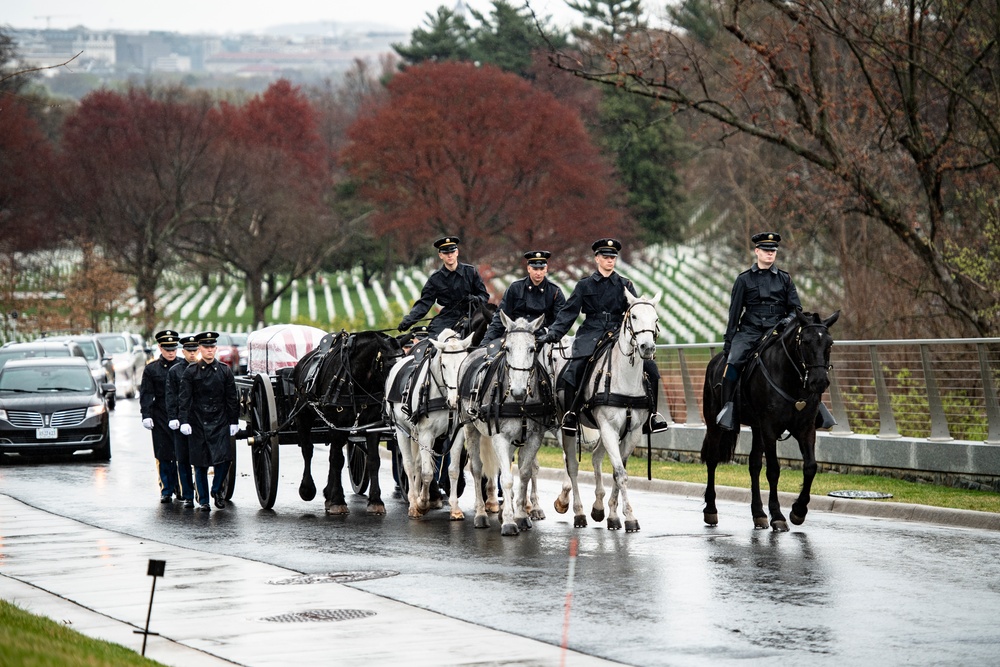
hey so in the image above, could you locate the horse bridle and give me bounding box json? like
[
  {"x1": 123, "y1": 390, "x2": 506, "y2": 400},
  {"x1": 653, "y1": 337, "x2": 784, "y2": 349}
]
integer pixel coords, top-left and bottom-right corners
[
  {"x1": 618, "y1": 301, "x2": 660, "y2": 360},
  {"x1": 429, "y1": 336, "x2": 466, "y2": 396},
  {"x1": 781, "y1": 323, "x2": 833, "y2": 389},
  {"x1": 499, "y1": 325, "x2": 539, "y2": 400}
]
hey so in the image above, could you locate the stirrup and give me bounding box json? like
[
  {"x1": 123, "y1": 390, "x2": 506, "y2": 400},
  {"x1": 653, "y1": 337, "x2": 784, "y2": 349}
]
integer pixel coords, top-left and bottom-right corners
[
  {"x1": 716, "y1": 402, "x2": 735, "y2": 431},
  {"x1": 560, "y1": 411, "x2": 578, "y2": 435},
  {"x1": 644, "y1": 412, "x2": 669, "y2": 434}
]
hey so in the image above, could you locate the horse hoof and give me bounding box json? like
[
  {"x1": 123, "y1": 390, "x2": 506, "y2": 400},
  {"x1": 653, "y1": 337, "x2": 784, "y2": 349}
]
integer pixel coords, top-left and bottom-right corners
[
  {"x1": 367, "y1": 504, "x2": 386, "y2": 516},
  {"x1": 450, "y1": 510, "x2": 465, "y2": 521},
  {"x1": 516, "y1": 517, "x2": 532, "y2": 531},
  {"x1": 554, "y1": 498, "x2": 569, "y2": 514},
  {"x1": 591, "y1": 508, "x2": 606, "y2": 522},
  {"x1": 325, "y1": 504, "x2": 349, "y2": 516},
  {"x1": 574, "y1": 515, "x2": 588, "y2": 528},
  {"x1": 704, "y1": 513, "x2": 719, "y2": 526},
  {"x1": 430, "y1": 499, "x2": 443, "y2": 510},
  {"x1": 753, "y1": 516, "x2": 770, "y2": 529},
  {"x1": 607, "y1": 518, "x2": 622, "y2": 530},
  {"x1": 299, "y1": 481, "x2": 316, "y2": 502},
  {"x1": 485, "y1": 501, "x2": 500, "y2": 514},
  {"x1": 474, "y1": 515, "x2": 490, "y2": 529},
  {"x1": 625, "y1": 520, "x2": 640, "y2": 533},
  {"x1": 790, "y1": 512, "x2": 805, "y2": 525},
  {"x1": 408, "y1": 507, "x2": 423, "y2": 519},
  {"x1": 501, "y1": 523, "x2": 520, "y2": 536},
  {"x1": 530, "y1": 509, "x2": 546, "y2": 521},
  {"x1": 771, "y1": 520, "x2": 790, "y2": 532}
]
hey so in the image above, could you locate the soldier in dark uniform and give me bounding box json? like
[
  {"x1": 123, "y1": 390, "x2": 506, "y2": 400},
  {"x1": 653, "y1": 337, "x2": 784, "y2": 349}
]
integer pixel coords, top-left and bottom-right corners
[
  {"x1": 718, "y1": 231, "x2": 821, "y2": 431},
  {"x1": 165, "y1": 335, "x2": 199, "y2": 508},
  {"x1": 397, "y1": 236, "x2": 490, "y2": 337},
  {"x1": 481, "y1": 250, "x2": 566, "y2": 358},
  {"x1": 178, "y1": 331, "x2": 239, "y2": 511},
  {"x1": 538, "y1": 239, "x2": 669, "y2": 435},
  {"x1": 140, "y1": 330, "x2": 181, "y2": 503}
]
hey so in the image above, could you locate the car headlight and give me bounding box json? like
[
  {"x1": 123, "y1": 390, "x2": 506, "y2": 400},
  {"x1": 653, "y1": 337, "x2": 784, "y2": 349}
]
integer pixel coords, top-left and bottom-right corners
[{"x1": 86, "y1": 404, "x2": 107, "y2": 419}]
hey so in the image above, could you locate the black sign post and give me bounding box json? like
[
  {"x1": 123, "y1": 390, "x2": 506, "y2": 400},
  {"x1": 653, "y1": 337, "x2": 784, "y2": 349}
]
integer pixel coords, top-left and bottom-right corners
[{"x1": 134, "y1": 559, "x2": 166, "y2": 656}]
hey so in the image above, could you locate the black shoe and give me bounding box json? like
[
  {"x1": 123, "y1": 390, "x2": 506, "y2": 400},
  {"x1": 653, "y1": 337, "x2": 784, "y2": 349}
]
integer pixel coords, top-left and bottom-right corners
[
  {"x1": 561, "y1": 411, "x2": 578, "y2": 435},
  {"x1": 160, "y1": 494, "x2": 173, "y2": 504},
  {"x1": 213, "y1": 492, "x2": 226, "y2": 509},
  {"x1": 183, "y1": 499, "x2": 194, "y2": 508},
  {"x1": 644, "y1": 412, "x2": 669, "y2": 434},
  {"x1": 392, "y1": 485, "x2": 402, "y2": 499},
  {"x1": 197, "y1": 503, "x2": 211, "y2": 511}
]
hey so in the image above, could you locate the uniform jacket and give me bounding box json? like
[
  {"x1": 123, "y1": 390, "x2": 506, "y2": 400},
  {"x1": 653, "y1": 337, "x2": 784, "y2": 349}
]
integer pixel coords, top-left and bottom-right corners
[
  {"x1": 724, "y1": 263, "x2": 802, "y2": 365},
  {"x1": 139, "y1": 355, "x2": 180, "y2": 460},
  {"x1": 400, "y1": 262, "x2": 489, "y2": 336},
  {"x1": 482, "y1": 275, "x2": 566, "y2": 344},
  {"x1": 547, "y1": 271, "x2": 638, "y2": 359},
  {"x1": 178, "y1": 359, "x2": 239, "y2": 467},
  {"x1": 165, "y1": 360, "x2": 193, "y2": 423}
]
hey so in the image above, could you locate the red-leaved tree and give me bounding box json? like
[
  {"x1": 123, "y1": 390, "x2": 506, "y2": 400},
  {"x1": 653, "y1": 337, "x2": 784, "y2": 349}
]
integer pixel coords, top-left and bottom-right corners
[{"x1": 342, "y1": 61, "x2": 627, "y2": 268}]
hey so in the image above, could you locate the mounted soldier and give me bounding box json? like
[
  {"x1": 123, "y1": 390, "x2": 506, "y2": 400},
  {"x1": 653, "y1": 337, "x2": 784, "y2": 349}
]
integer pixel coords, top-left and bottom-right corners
[
  {"x1": 537, "y1": 238, "x2": 668, "y2": 435},
  {"x1": 482, "y1": 250, "x2": 566, "y2": 359}
]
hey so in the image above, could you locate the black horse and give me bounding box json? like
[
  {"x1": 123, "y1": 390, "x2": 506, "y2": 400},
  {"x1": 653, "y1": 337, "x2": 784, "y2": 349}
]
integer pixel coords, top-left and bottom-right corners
[
  {"x1": 292, "y1": 330, "x2": 403, "y2": 515},
  {"x1": 701, "y1": 310, "x2": 840, "y2": 531}
]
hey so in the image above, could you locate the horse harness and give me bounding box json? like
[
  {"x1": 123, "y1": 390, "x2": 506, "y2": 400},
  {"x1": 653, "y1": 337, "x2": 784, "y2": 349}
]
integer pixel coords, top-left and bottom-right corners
[
  {"x1": 746, "y1": 322, "x2": 832, "y2": 412},
  {"x1": 465, "y1": 345, "x2": 556, "y2": 444}
]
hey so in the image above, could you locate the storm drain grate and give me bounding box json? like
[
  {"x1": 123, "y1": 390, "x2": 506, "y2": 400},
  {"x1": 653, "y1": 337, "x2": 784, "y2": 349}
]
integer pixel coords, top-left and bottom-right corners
[
  {"x1": 828, "y1": 490, "x2": 893, "y2": 499},
  {"x1": 262, "y1": 608, "x2": 376, "y2": 623},
  {"x1": 268, "y1": 570, "x2": 399, "y2": 585}
]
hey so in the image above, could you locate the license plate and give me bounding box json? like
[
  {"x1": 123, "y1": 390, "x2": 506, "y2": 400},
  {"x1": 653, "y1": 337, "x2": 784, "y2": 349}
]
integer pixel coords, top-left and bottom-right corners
[{"x1": 36, "y1": 427, "x2": 58, "y2": 439}]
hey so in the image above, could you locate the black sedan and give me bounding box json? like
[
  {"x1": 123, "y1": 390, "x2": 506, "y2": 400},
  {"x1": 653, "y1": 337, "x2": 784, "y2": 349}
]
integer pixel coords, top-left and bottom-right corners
[{"x1": 0, "y1": 357, "x2": 115, "y2": 462}]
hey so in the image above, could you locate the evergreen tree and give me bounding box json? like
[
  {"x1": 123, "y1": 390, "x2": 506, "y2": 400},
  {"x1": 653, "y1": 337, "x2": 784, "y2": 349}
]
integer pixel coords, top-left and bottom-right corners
[{"x1": 393, "y1": 6, "x2": 474, "y2": 65}]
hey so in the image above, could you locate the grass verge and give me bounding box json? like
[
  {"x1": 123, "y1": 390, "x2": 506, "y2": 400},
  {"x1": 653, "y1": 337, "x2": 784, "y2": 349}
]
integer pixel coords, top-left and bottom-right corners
[
  {"x1": 0, "y1": 600, "x2": 166, "y2": 667},
  {"x1": 533, "y1": 446, "x2": 1000, "y2": 514}
]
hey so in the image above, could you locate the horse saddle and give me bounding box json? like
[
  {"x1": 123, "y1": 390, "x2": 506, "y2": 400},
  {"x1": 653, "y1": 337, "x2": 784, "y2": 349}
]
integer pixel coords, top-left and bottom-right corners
[
  {"x1": 458, "y1": 350, "x2": 494, "y2": 417},
  {"x1": 301, "y1": 332, "x2": 346, "y2": 396},
  {"x1": 386, "y1": 356, "x2": 416, "y2": 404}
]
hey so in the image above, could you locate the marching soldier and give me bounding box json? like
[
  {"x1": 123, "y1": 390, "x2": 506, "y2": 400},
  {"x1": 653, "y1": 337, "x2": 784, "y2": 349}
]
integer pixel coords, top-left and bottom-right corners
[
  {"x1": 538, "y1": 238, "x2": 669, "y2": 435},
  {"x1": 165, "y1": 335, "x2": 200, "y2": 508},
  {"x1": 178, "y1": 331, "x2": 239, "y2": 511},
  {"x1": 481, "y1": 250, "x2": 566, "y2": 357},
  {"x1": 717, "y1": 231, "x2": 836, "y2": 431},
  {"x1": 140, "y1": 330, "x2": 182, "y2": 503},
  {"x1": 397, "y1": 236, "x2": 490, "y2": 337}
]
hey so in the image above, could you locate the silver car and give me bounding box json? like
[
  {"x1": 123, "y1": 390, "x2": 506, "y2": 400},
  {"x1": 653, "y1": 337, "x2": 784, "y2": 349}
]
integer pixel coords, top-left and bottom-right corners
[{"x1": 94, "y1": 332, "x2": 146, "y2": 399}]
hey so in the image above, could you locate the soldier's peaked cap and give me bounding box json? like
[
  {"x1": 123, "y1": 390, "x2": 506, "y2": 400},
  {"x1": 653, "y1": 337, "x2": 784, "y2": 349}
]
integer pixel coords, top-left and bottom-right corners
[
  {"x1": 195, "y1": 331, "x2": 219, "y2": 347},
  {"x1": 154, "y1": 330, "x2": 180, "y2": 349},
  {"x1": 434, "y1": 236, "x2": 460, "y2": 252},
  {"x1": 179, "y1": 335, "x2": 199, "y2": 351},
  {"x1": 752, "y1": 232, "x2": 781, "y2": 249},
  {"x1": 592, "y1": 238, "x2": 622, "y2": 256},
  {"x1": 524, "y1": 250, "x2": 551, "y2": 267}
]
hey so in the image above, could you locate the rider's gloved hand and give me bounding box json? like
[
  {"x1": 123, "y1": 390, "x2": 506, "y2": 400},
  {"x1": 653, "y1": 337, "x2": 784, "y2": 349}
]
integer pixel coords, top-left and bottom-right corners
[
  {"x1": 168, "y1": 420, "x2": 180, "y2": 430},
  {"x1": 142, "y1": 418, "x2": 153, "y2": 430},
  {"x1": 534, "y1": 327, "x2": 548, "y2": 340},
  {"x1": 180, "y1": 424, "x2": 192, "y2": 436},
  {"x1": 777, "y1": 312, "x2": 797, "y2": 330},
  {"x1": 537, "y1": 331, "x2": 558, "y2": 345},
  {"x1": 397, "y1": 322, "x2": 409, "y2": 332}
]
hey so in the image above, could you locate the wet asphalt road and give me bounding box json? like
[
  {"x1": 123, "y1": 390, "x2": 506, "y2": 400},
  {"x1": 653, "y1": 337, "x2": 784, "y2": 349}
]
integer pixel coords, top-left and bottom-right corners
[{"x1": 2, "y1": 398, "x2": 1000, "y2": 666}]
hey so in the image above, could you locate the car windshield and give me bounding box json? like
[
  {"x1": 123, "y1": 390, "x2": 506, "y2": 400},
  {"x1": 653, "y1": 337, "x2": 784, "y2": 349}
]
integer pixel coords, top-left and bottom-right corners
[
  {"x1": 74, "y1": 341, "x2": 99, "y2": 361},
  {"x1": 0, "y1": 348, "x2": 70, "y2": 368},
  {"x1": 97, "y1": 336, "x2": 127, "y2": 354},
  {"x1": 230, "y1": 334, "x2": 248, "y2": 345},
  {"x1": 0, "y1": 366, "x2": 95, "y2": 393},
  {"x1": 216, "y1": 333, "x2": 232, "y2": 345}
]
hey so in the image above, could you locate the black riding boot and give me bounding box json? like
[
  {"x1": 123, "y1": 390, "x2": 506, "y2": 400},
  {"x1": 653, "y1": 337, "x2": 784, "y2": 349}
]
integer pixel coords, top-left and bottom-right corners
[
  {"x1": 815, "y1": 402, "x2": 837, "y2": 429},
  {"x1": 716, "y1": 377, "x2": 738, "y2": 431},
  {"x1": 560, "y1": 379, "x2": 580, "y2": 435}
]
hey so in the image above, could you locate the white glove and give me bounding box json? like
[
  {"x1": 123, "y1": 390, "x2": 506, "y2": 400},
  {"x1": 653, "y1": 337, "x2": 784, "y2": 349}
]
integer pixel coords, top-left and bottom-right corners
[
  {"x1": 168, "y1": 420, "x2": 180, "y2": 430},
  {"x1": 180, "y1": 423, "x2": 192, "y2": 436},
  {"x1": 229, "y1": 424, "x2": 239, "y2": 437},
  {"x1": 142, "y1": 418, "x2": 153, "y2": 430}
]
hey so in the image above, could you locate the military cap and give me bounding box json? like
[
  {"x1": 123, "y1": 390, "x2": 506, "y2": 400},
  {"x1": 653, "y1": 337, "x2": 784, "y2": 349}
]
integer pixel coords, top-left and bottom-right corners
[
  {"x1": 179, "y1": 335, "x2": 199, "y2": 351},
  {"x1": 524, "y1": 250, "x2": 551, "y2": 267},
  {"x1": 752, "y1": 232, "x2": 781, "y2": 250},
  {"x1": 592, "y1": 238, "x2": 622, "y2": 256},
  {"x1": 195, "y1": 331, "x2": 219, "y2": 347},
  {"x1": 154, "y1": 329, "x2": 180, "y2": 350},
  {"x1": 411, "y1": 325, "x2": 430, "y2": 338},
  {"x1": 433, "y1": 236, "x2": 460, "y2": 253}
]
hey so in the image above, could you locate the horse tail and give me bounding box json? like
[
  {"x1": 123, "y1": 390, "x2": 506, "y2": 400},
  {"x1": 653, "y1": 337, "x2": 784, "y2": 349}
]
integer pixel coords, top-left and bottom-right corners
[{"x1": 478, "y1": 436, "x2": 500, "y2": 480}]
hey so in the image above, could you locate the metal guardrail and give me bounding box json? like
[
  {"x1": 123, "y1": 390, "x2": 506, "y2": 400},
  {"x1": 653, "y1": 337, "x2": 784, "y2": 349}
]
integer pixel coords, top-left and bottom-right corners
[{"x1": 655, "y1": 338, "x2": 1000, "y2": 444}]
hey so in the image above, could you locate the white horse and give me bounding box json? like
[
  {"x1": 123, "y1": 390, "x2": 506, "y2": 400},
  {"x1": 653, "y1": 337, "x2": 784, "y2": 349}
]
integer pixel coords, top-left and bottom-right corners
[
  {"x1": 384, "y1": 328, "x2": 474, "y2": 518},
  {"x1": 553, "y1": 290, "x2": 661, "y2": 532},
  {"x1": 459, "y1": 312, "x2": 553, "y2": 535}
]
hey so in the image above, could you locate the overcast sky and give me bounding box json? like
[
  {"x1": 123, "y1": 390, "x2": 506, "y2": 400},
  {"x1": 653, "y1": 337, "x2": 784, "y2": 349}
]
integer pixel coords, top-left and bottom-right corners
[{"x1": 5, "y1": 0, "x2": 589, "y2": 35}]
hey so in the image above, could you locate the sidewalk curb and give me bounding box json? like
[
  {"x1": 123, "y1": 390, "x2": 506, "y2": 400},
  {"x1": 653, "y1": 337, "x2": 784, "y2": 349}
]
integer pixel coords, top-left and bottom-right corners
[{"x1": 531, "y1": 467, "x2": 1000, "y2": 531}]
